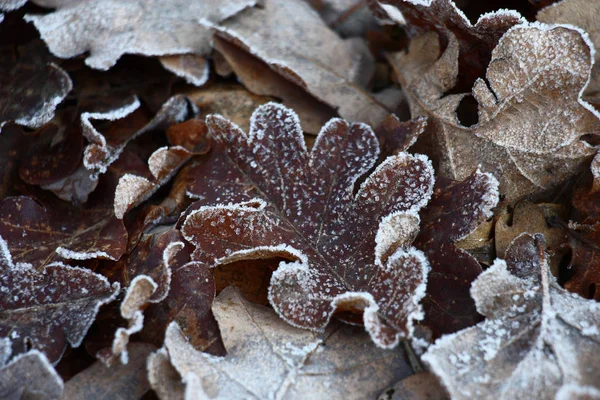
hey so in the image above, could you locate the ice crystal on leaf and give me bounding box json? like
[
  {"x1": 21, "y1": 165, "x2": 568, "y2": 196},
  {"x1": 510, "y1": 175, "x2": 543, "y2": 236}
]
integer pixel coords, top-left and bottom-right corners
[
  {"x1": 182, "y1": 102, "x2": 434, "y2": 348},
  {"x1": 0, "y1": 236, "x2": 119, "y2": 363},
  {"x1": 423, "y1": 233, "x2": 600, "y2": 399},
  {"x1": 149, "y1": 287, "x2": 412, "y2": 400}
]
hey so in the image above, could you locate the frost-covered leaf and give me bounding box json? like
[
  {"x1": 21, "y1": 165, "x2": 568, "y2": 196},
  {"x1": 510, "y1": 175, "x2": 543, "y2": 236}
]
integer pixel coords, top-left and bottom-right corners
[
  {"x1": 0, "y1": 348, "x2": 63, "y2": 400},
  {"x1": 538, "y1": 0, "x2": 600, "y2": 104},
  {"x1": 390, "y1": 23, "x2": 600, "y2": 202},
  {"x1": 25, "y1": 0, "x2": 259, "y2": 70},
  {"x1": 62, "y1": 343, "x2": 154, "y2": 399},
  {"x1": 371, "y1": 0, "x2": 524, "y2": 89},
  {"x1": 114, "y1": 145, "x2": 199, "y2": 219},
  {"x1": 82, "y1": 95, "x2": 196, "y2": 176},
  {"x1": 214, "y1": 0, "x2": 395, "y2": 128},
  {"x1": 0, "y1": 52, "x2": 71, "y2": 129},
  {"x1": 182, "y1": 102, "x2": 433, "y2": 348},
  {"x1": 153, "y1": 287, "x2": 413, "y2": 400},
  {"x1": 423, "y1": 233, "x2": 600, "y2": 399},
  {"x1": 415, "y1": 169, "x2": 499, "y2": 338},
  {"x1": 0, "y1": 236, "x2": 119, "y2": 363},
  {"x1": 159, "y1": 55, "x2": 210, "y2": 87}
]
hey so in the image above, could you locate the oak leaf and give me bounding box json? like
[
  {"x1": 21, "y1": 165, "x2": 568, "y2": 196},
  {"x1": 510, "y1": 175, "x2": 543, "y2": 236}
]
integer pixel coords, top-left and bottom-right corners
[
  {"x1": 390, "y1": 23, "x2": 600, "y2": 202},
  {"x1": 25, "y1": 0, "x2": 259, "y2": 70},
  {"x1": 0, "y1": 236, "x2": 119, "y2": 363},
  {"x1": 182, "y1": 102, "x2": 433, "y2": 348},
  {"x1": 150, "y1": 287, "x2": 413, "y2": 400},
  {"x1": 423, "y1": 233, "x2": 600, "y2": 399}
]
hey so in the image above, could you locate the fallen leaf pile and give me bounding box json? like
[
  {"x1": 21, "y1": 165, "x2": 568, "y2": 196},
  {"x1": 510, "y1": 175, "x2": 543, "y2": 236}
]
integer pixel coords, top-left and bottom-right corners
[{"x1": 0, "y1": 0, "x2": 599, "y2": 399}]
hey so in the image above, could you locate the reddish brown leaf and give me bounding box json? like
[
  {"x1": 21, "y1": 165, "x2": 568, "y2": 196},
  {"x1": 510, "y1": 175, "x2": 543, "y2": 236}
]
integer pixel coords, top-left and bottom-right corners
[
  {"x1": 0, "y1": 236, "x2": 119, "y2": 363},
  {"x1": 182, "y1": 102, "x2": 434, "y2": 348}
]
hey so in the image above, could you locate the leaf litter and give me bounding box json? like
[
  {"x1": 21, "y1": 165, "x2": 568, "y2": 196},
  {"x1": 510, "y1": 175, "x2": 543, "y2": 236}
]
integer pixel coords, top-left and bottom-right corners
[{"x1": 1, "y1": 0, "x2": 600, "y2": 398}]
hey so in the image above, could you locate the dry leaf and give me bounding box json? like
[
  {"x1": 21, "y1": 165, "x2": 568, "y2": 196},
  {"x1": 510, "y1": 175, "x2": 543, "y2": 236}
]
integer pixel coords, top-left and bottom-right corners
[
  {"x1": 0, "y1": 236, "x2": 119, "y2": 362},
  {"x1": 159, "y1": 55, "x2": 210, "y2": 87},
  {"x1": 214, "y1": 0, "x2": 395, "y2": 128},
  {"x1": 0, "y1": 346, "x2": 63, "y2": 400},
  {"x1": 377, "y1": 372, "x2": 449, "y2": 400},
  {"x1": 151, "y1": 286, "x2": 413, "y2": 400},
  {"x1": 423, "y1": 233, "x2": 600, "y2": 399},
  {"x1": 25, "y1": 0, "x2": 259, "y2": 70},
  {"x1": 62, "y1": 343, "x2": 154, "y2": 400},
  {"x1": 537, "y1": 0, "x2": 600, "y2": 104},
  {"x1": 182, "y1": 102, "x2": 434, "y2": 348},
  {"x1": 390, "y1": 23, "x2": 600, "y2": 202}
]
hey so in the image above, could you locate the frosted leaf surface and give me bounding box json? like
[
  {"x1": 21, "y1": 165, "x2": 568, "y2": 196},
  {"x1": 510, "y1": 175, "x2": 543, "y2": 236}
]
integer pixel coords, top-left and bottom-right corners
[
  {"x1": 0, "y1": 59, "x2": 71, "y2": 130},
  {"x1": 182, "y1": 102, "x2": 434, "y2": 347},
  {"x1": 370, "y1": 0, "x2": 523, "y2": 88},
  {"x1": 82, "y1": 95, "x2": 196, "y2": 176},
  {"x1": 159, "y1": 55, "x2": 210, "y2": 87},
  {"x1": 25, "y1": 0, "x2": 259, "y2": 70},
  {"x1": 0, "y1": 236, "x2": 119, "y2": 363},
  {"x1": 422, "y1": 233, "x2": 600, "y2": 399},
  {"x1": 0, "y1": 349, "x2": 63, "y2": 400},
  {"x1": 155, "y1": 287, "x2": 412, "y2": 400},
  {"x1": 114, "y1": 145, "x2": 199, "y2": 219},
  {"x1": 390, "y1": 23, "x2": 600, "y2": 202},
  {"x1": 538, "y1": 0, "x2": 600, "y2": 103},
  {"x1": 415, "y1": 170, "x2": 499, "y2": 338},
  {"x1": 214, "y1": 0, "x2": 394, "y2": 128},
  {"x1": 0, "y1": 194, "x2": 127, "y2": 269}
]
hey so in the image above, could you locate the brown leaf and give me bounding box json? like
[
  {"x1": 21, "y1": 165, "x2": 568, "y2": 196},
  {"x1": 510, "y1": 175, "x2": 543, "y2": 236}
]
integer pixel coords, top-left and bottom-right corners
[
  {"x1": 151, "y1": 287, "x2": 413, "y2": 399},
  {"x1": 423, "y1": 233, "x2": 600, "y2": 399},
  {"x1": 25, "y1": 0, "x2": 259, "y2": 70},
  {"x1": 214, "y1": 0, "x2": 396, "y2": 129},
  {"x1": 62, "y1": 343, "x2": 154, "y2": 400},
  {"x1": 537, "y1": 0, "x2": 600, "y2": 104},
  {"x1": 377, "y1": 372, "x2": 449, "y2": 400},
  {"x1": 0, "y1": 345, "x2": 64, "y2": 400},
  {"x1": 0, "y1": 50, "x2": 71, "y2": 129},
  {"x1": 159, "y1": 55, "x2": 209, "y2": 87},
  {"x1": 182, "y1": 102, "x2": 434, "y2": 348},
  {"x1": 416, "y1": 170, "x2": 499, "y2": 338},
  {"x1": 390, "y1": 23, "x2": 600, "y2": 202},
  {"x1": 371, "y1": 0, "x2": 523, "y2": 90},
  {"x1": 0, "y1": 236, "x2": 119, "y2": 362}
]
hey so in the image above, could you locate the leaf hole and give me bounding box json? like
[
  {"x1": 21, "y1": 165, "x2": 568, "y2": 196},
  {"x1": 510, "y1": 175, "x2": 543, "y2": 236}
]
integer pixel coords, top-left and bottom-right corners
[
  {"x1": 456, "y1": 95, "x2": 479, "y2": 127},
  {"x1": 557, "y1": 247, "x2": 574, "y2": 286}
]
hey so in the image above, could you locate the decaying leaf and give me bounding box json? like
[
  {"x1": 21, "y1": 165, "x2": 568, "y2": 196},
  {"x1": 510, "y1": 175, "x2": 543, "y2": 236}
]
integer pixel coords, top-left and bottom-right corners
[
  {"x1": 0, "y1": 53, "x2": 71, "y2": 129},
  {"x1": 152, "y1": 287, "x2": 413, "y2": 400},
  {"x1": 0, "y1": 235, "x2": 119, "y2": 363},
  {"x1": 0, "y1": 347, "x2": 64, "y2": 400},
  {"x1": 416, "y1": 170, "x2": 499, "y2": 338},
  {"x1": 537, "y1": 0, "x2": 600, "y2": 104},
  {"x1": 390, "y1": 23, "x2": 600, "y2": 202},
  {"x1": 423, "y1": 233, "x2": 600, "y2": 399},
  {"x1": 214, "y1": 0, "x2": 395, "y2": 128},
  {"x1": 25, "y1": 0, "x2": 259, "y2": 70},
  {"x1": 182, "y1": 102, "x2": 434, "y2": 348},
  {"x1": 377, "y1": 372, "x2": 449, "y2": 400},
  {"x1": 82, "y1": 95, "x2": 196, "y2": 176},
  {"x1": 62, "y1": 343, "x2": 154, "y2": 400},
  {"x1": 371, "y1": 0, "x2": 523, "y2": 89}
]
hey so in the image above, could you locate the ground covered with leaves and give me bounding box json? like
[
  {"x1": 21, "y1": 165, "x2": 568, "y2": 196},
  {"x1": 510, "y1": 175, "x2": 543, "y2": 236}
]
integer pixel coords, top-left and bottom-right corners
[{"x1": 1, "y1": 0, "x2": 599, "y2": 399}]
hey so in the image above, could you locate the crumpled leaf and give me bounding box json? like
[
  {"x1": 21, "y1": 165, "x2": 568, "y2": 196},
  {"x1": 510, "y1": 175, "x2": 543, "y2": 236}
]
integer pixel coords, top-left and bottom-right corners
[
  {"x1": 0, "y1": 235, "x2": 119, "y2": 363},
  {"x1": 62, "y1": 343, "x2": 154, "y2": 400},
  {"x1": 390, "y1": 23, "x2": 600, "y2": 202},
  {"x1": 537, "y1": 0, "x2": 600, "y2": 104},
  {"x1": 82, "y1": 94, "x2": 196, "y2": 176},
  {"x1": 25, "y1": 0, "x2": 259, "y2": 70},
  {"x1": 415, "y1": 169, "x2": 499, "y2": 338},
  {"x1": 151, "y1": 287, "x2": 413, "y2": 400},
  {"x1": 0, "y1": 49, "x2": 72, "y2": 129},
  {"x1": 422, "y1": 233, "x2": 600, "y2": 399},
  {"x1": 371, "y1": 0, "x2": 524, "y2": 89},
  {"x1": 182, "y1": 102, "x2": 434, "y2": 348},
  {"x1": 214, "y1": 0, "x2": 395, "y2": 128},
  {"x1": 0, "y1": 347, "x2": 63, "y2": 400}
]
